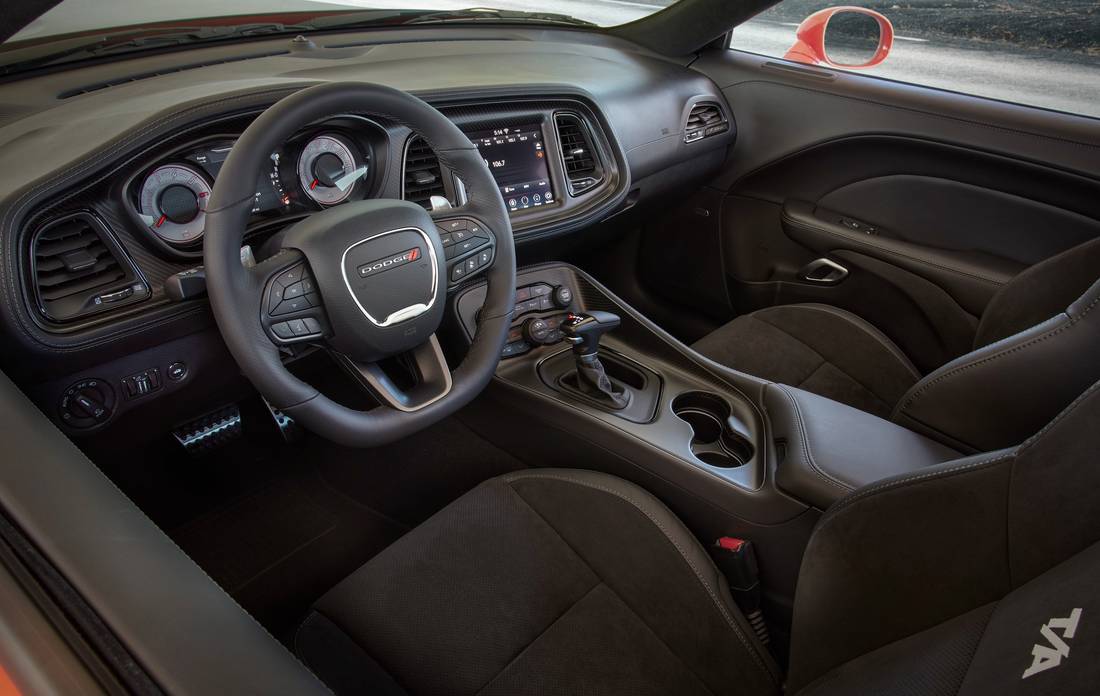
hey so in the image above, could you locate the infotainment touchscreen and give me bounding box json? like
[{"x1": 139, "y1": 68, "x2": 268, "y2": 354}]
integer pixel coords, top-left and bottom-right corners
[{"x1": 467, "y1": 125, "x2": 555, "y2": 213}]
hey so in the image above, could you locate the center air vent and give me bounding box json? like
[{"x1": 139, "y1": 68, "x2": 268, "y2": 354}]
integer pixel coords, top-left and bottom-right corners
[
  {"x1": 403, "y1": 136, "x2": 447, "y2": 209},
  {"x1": 31, "y1": 213, "x2": 149, "y2": 323},
  {"x1": 684, "y1": 102, "x2": 729, "y2": 143},
  {"x1": 554, "y1": 113, "x2": 604, "y2": 196}
]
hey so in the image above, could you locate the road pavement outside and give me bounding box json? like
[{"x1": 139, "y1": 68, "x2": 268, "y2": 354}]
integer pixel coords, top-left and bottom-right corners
[{"x1": 10, "y1": 0, "x2": 1099, "y2": 119}]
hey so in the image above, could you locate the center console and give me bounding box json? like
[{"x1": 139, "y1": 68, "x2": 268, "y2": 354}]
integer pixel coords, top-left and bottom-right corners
[{"x1": 452, "y1": 262, "x2": 962, "y2": 603}]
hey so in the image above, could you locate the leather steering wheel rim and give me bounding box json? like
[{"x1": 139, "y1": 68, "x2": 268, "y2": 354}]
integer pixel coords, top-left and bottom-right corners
[{"x1": 204, "y1": 82, "x2": 515, "y2": 447}]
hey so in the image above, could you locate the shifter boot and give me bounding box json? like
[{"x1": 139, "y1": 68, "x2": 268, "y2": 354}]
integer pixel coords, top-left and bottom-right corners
[{"x1": 575, "y1": 353, "x2": 630, "y2": 409}]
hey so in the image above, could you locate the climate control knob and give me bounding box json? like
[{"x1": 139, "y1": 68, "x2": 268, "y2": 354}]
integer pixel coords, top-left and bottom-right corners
[
  {"x1": 522, "y1": 317, "x2": 553, "y2": 345},
  {"x1": 552, "y1": 285, "x2": 573, "y2": 309}
]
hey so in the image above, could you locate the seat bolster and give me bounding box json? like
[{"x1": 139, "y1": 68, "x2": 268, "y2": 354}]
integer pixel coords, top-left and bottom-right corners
[
  {"x1": 694, "y1": 303, "x2": 919, "y2": 418},
  {"x1": 893, "y1": 278, "x2": 1100, "y2": 453},
  {"x1": 765, "y1": 384, "x2": 960, "y2": 509}
]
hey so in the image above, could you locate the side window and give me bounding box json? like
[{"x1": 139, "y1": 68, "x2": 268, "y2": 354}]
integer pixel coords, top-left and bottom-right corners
[{"x1": 730, "y1": 2, "x2": 1100, "y2": 119}]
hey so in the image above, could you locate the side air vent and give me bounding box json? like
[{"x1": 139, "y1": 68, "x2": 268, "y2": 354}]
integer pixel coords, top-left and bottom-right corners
[
  {"x1": 31, "y1": 213, "x2": 149, "y2": 322},
  {"x1": 684, "y1": 102, "x2": 729, "y2": 143},
  {"x1": 554, "y1": 112, "x2": 604, "y2": 196},
  {"x1": 403, "y1": 136, "x2": 448, "y2": 209},
  {"x1": 58, "y1": 51, "x2": 289, "y2": 98}
]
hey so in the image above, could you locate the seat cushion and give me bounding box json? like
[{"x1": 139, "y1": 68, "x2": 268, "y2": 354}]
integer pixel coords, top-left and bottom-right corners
[
  {"x1": 693, "y1": 303, "x2": 921, "y2": 418},
  {"x1": 297, "y1": 469, "x2": 780, "y2": 696}
]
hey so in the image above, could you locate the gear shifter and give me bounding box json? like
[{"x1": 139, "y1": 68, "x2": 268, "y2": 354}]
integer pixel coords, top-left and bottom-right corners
[{"x1": 560, "y1": 311, "x2": 630, "y2": 409}]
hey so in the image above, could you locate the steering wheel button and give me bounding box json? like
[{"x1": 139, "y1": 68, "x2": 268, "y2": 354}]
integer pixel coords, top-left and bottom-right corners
[
  {"x1": 442, "y1": 219, "x2": 468, "y2": 232},
  {"x1": 272, "y1": 322, "x2": 294, "y2": 339},
  {"x1": 450, "y1": 264, "x2": 467, "y2": 282},
  {"x1": 300, "y1": 278, "x2": 315, "y2": 294},
  {"x1": 280, "y1": 266, "x2": 304, "y2": 284},
  {"x1": 286, "y1": 319, "x2": 308, "y2": 336},
  {"x1": 284, "y1": 282, "x2": 304, "y2": 299},
  {"x1": 303, "y1": 317, "x2": 322, "y2": 334},
  {"x1": 465, "y1": 257, "x2": 478, "y2": 273},
  {"x1": 477, "y1": 249, "x2": 492, "y2": 267}
]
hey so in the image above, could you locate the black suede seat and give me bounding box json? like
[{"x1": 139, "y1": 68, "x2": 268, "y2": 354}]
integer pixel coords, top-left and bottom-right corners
[
  {"x1": 298, "y1": 381, "x2": 1100, "y2": 696},
  {"x1": 694, "y1": 237, "x2": 1100, "y2": 426},
  {"x1": 693, "y1": 302, "x2": 920, "y2": 418}
]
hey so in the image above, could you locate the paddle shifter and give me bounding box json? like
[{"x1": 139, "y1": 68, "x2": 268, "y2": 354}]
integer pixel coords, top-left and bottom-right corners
[{"x1": 560, "y1": 311, "x2": 630, "y2": 409}]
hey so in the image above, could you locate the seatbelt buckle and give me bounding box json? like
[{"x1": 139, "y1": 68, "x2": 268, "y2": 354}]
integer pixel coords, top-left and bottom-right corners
[{"x1": 711, "y1": 537, "x2": 769, "y2": 646}]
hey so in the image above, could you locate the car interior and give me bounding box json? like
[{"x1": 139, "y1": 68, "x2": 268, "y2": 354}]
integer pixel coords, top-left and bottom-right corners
[{"x1": 0, "y1": 1, "x2": 1098, "y2": 694}]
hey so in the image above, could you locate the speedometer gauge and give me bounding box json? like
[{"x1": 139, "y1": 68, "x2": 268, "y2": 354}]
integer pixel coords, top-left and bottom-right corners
[
  {"x1": 138, "y1": 164, "x2": 211, "y2": 245},
  {"x1": 297, "y1": 135, "x2": 366, "y2": 206}
]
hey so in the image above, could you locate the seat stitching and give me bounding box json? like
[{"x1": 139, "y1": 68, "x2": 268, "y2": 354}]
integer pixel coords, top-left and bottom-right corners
[
  {"x1": 490, "y1": 485, "x2": 721, "y2": 694},
  {"x1": 775, "y1": 385, "x2": 853, "y2": 495},
  {"x1": 502, "y1": 473, "x2": 780, "y2": 684},
  {"x1": 785, "y1": 304, "x2": 921, "y2": 380},
  {"x1": 896, "y1": 291, "x2": 1100, "y2": 413},
  {"x1": 474, "y1": 582, "x2": 611, "y2": 696},
  {"x1": 755, "y1": 312, "x2": 897, "y2": 410},
  {"x1": 815, "y1": 452, "x2": 1015, "y2": 538}
]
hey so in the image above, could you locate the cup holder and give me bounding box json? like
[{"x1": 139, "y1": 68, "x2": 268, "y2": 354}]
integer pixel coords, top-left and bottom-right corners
[{"x1": 672, "y1": 391, "x2": 754, "y2": 468}]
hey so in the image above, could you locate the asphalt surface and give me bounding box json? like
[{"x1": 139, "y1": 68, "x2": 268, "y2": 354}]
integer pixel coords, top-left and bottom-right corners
[{"x1": 10, "y1": 0, "x2": 1099, "y2": 118}]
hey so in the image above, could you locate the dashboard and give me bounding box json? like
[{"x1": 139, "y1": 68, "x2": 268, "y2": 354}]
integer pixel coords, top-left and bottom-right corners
[{"x1": 0, "y1": 24, "x2": 735, "y2": 436}]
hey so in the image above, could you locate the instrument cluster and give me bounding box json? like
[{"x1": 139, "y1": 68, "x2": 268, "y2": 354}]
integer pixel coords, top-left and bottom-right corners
[{"x1": 127, "y1": 116, "x2": 382, "y2": 250}]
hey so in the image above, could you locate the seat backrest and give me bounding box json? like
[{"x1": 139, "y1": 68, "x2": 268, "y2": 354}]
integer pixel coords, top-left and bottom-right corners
[
  {"x1": 974, "y1": 236, "x2": 1100, "y2": 349},
  {"x1": 789, "y1": 379, "x2": 1100, "y2": 693},
  {"x1": 892, "y1": 272, "x2": 1100, "y2": 453}
]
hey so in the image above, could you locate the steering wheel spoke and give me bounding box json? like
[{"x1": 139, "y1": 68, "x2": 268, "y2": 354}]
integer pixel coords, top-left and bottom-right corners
[
  {"x1": 252, "y1": 250, "x2": 332, "y2": 345},
  {"x1": 332, "y1": 335, "x2": 453, "y2": 412}
]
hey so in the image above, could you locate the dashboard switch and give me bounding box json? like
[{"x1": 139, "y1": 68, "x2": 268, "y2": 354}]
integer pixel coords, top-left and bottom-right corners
[{"x1": 167, "y1": 362, "x2": 188, "y2": 382}]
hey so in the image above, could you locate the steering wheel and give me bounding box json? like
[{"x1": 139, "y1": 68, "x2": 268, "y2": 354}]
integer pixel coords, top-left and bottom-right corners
[{"x1": 204, "y1": 82, "x2": 515, "y2": 447}]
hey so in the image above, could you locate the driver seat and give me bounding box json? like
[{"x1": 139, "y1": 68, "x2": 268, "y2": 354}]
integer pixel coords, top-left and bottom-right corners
[{"x1": 296, "y1": 380, "x2": 1100, "y2": 695}]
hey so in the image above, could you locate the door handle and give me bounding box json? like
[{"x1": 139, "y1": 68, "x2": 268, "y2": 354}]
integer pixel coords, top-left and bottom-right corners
[{"x1": 799, "y1": 258, "x2": 849, "y2": 284}]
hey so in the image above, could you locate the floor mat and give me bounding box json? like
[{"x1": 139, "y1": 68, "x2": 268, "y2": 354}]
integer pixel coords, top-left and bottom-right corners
[{"x1": 170, "y1": 464, "x2": 407, "y2": 642}]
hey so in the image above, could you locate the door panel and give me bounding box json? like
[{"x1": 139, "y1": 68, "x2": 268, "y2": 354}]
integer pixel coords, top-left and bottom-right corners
[{"x1": 673, "y1": 50, "x2": 1100, "y2": 368}]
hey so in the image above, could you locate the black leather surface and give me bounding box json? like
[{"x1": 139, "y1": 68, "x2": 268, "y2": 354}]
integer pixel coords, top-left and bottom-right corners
[
  {"x1": 894, "y1": 278, "x2": 1100, "y2": 452},
  {"x1": 765, "y1": 384, "x2": 960, "y2": 509},
  {"x1": 0, "y1": 370, "x2": 328, "y2": 695}
]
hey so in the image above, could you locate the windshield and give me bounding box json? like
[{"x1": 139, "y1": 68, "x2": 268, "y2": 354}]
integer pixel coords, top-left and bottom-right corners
[{"x1": 7, "y1": 0, "x2": 671, "y2": 43}]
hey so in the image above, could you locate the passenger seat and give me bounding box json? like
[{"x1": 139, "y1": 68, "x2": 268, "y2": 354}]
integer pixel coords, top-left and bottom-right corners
[{"x1": 693, "y1": 238, "x2": 1100, "y2": 452}]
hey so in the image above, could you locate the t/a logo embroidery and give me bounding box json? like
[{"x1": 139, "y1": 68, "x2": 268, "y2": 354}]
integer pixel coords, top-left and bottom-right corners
[{"x1": 1022, "y1": 608, "x2": 1083, "y2": 679}]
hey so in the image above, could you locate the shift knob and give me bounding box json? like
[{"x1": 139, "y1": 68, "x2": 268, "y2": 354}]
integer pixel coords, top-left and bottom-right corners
[{"x1": 560, "y1": 311, "x2": 620, "y2": 356}]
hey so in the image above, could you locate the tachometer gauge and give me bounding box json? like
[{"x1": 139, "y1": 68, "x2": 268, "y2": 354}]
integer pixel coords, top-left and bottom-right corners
[
  {"x1": 297, "y1": 134, "x2": 366, "y2": 206},
  {"x1": 138, "y1": 164, "x2": 211, "y2": 245}
]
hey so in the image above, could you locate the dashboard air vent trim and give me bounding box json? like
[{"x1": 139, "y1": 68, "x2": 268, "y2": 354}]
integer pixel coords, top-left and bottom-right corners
[
  {"x1": 684, "y1": 102, "x2": 729, "y2": 144},
  {"x1": 402, "y1": 136, "x2": 447, "y2": 209},
  {"x1": 30, "y1": 212, "x2": 149, "y2": 323},
  {"x1": 553, "y1": 112, "x2": 604, "y2": 197}
]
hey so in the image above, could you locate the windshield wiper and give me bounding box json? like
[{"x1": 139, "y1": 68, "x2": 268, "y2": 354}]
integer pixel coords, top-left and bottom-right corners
[{"x1": 0, "y1": 23, "x2": 309, "y2": 76}]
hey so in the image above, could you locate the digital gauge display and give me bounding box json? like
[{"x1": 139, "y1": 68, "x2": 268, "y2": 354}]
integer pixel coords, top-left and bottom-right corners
[{"x1": 187, "y1": 142, "x2": 288, "y2": 215}]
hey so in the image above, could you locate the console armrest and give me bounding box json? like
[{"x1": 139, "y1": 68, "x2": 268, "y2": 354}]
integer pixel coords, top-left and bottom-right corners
[{"x1": 764, "y1": 384, "x2": 960, "y2": 509}]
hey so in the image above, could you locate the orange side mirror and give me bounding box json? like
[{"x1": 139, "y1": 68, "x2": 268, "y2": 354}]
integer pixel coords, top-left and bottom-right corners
[{"x1": 783, "y1": 6, "x2": 894, "y2": 69}]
